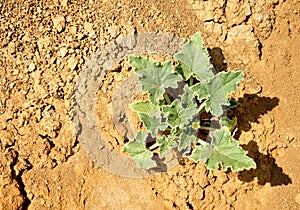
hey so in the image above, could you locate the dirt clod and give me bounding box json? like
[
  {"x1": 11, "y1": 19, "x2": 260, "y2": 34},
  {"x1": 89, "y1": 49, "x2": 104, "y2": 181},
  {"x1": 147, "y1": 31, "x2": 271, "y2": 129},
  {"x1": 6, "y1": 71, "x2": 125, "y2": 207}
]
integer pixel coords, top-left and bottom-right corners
[{"x1": 0, "y1": 0, "x2": 299, "y2": 209}]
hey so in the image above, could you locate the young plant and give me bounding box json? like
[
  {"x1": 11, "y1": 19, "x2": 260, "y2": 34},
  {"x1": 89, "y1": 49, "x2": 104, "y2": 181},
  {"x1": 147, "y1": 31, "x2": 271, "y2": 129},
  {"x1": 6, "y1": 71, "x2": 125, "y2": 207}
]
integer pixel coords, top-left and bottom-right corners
[{"x1": 124, "y1": 32, "x2": 256, "y2": 172}]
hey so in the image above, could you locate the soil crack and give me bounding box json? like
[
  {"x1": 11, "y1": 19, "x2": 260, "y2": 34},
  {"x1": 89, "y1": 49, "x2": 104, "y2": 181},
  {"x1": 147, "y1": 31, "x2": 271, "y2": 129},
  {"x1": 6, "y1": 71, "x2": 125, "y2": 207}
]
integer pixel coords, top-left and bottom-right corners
[{"x1": 10, "y1": 151, "x2": 31, "y2": 210}]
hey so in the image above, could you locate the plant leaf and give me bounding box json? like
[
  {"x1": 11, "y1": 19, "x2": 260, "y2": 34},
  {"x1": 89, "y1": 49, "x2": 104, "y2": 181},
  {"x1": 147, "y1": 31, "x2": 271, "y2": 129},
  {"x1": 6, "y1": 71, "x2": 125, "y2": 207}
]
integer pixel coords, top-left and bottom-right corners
[
  {"x1": 189, "y1": 127, "x2": 256, "y2": 172},
  {"x1": 130, "y1": 100, "x2": 159, "y2": 114},
  {"x1": 174, "y1": 32, "x2": 214, "y2": 82},
  {"x1": 181, "y1": 84, "x2": 197, "y2": 109},
  {"x1": 204, "y1": 71, "x2": 244, "y2": 116},
  {"x1": 219, "y1": 116, "x2": 237, "y2": 132},
  {"x1": 162, "y1": 85, "x2": 199, "y2": 129},
  {"x1": 178, "y1": 123, "x2": 198, "y2": 152},
  {"x1": 138, "y1": 113, "x2": 168, "y2": 137},
  {"x1": 162, "y1": 97, "x2": 198, "y2": 129},
  {"x1": 162, "y1": 99, "x2": 182, "y2": 128},
  {"x1": 179, "y1": 85, "x2": 199, "y2": 125},
  {"x1": 191, "y1": 83, "x2": 209, "y2": 101},
  {"x1": 129, "y1": 56, "x2": 181, "y2": 105},
  {"x1": 175, "y1": 63, "x2": 193, "y2": 81},
  {"x1": 157, "y1": 134, "x2": 178, "y2": 158},
  {"x1": 148, "y1": 88, "x2": 165, "y2": 105},
  {"x1": 124, "y1": 131, "x2": 157, "y2": 169}
]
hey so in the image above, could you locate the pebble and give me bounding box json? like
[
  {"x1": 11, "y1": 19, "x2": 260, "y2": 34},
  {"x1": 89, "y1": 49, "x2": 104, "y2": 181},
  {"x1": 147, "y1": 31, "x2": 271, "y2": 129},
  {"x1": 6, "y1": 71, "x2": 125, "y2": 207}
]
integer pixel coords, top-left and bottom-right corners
[
  {"x1": 84, "y1": 22, "x2": 94, "y2": 33},
  {"x1": 28, "y1": 63, "x2": 36, "y2": 72},
  {"x1": 295, "y1": 193, "x2": 300, "y2": 204},
  {"x1": 60, "y1": 0, "x2": 69, "y2": 8},
  {"x1": 67, "y1": 57, "x2": 78, "y2": 71},
  {"x1": 52, "y1": 15, "x2": 66, "y2": 32},
  {"x1": 99, "y1": 39, "x2": 106, "y2": 45},
  {"x1": 77, "y1": 33, "x2": 85, "y2": 40},
  {"x1": 59, "y1": 47, "x2": 68, "y2": 58}
]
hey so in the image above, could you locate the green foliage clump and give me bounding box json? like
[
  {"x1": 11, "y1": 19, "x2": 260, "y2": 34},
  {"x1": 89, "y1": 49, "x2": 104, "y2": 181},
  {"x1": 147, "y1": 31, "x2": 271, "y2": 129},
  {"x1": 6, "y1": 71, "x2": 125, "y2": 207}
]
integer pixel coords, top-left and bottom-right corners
[{"x1": 124, "y1": 32, "x2": 256, "y2": 172}]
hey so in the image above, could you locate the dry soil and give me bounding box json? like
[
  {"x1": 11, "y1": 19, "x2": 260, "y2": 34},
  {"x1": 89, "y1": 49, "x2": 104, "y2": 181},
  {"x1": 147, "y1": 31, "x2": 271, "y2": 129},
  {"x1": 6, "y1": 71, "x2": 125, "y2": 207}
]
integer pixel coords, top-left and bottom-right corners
[{"x1": 0, "y1": 0, "x2": 300, "y2": 209}]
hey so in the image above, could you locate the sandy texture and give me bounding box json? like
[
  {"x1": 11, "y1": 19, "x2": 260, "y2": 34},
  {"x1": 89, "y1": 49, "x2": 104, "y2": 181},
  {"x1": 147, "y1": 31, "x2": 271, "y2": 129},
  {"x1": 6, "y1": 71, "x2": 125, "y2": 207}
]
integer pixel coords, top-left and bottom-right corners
[{"x1": 0, "y1": 0, "x2": 299, "y2": 209}]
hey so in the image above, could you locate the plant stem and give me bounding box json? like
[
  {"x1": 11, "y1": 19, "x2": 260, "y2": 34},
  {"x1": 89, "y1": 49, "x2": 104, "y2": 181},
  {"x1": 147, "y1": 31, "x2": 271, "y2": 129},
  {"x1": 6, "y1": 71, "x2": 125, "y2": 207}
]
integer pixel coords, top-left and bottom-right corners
[
  {"x1": 198, "y1": 139, "x2": 209, "y2": 146},
  {"x1": 199, "y1": 126, "x2": 216, "y2": 131},
  {"x1": 197, "y1": 101, "x2": 206, "y2": 113},
  {"x1": 148, "y1": 143, "x2": 160, "y2": 150},
  {"x1": 189, "y1": 77, "x2": 194, "y2": 86},
  {"x1": 164, "y1": 93, "x2": 171, "y2": 105}
]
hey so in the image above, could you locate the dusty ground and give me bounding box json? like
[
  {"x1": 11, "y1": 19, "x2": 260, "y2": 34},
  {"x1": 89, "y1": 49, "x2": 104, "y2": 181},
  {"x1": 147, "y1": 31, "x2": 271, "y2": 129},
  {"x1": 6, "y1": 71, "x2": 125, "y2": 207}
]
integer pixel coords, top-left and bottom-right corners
[{"x1": 1, "y1": 0, "x2": 300, "y2": 209}]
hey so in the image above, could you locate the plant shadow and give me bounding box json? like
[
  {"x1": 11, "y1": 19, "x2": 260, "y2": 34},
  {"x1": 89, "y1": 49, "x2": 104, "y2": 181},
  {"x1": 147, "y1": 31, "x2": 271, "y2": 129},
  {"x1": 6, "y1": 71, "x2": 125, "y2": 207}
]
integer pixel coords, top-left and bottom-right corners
[
  {"x1": 234, "y1": 94, "x2": 280, "y2": 135},
  {"x1": 232, "y1": 95, "x2": 291, "y2": 186},
  {"x1": 239, "y1": 140, "x2": 292, "y2": 186},
  {"x1": 208, "y1": 47, "x2": 227, "y2": 73},
  {"x1": 209, "y1": 47, "x2": 291, "y2": 186}
]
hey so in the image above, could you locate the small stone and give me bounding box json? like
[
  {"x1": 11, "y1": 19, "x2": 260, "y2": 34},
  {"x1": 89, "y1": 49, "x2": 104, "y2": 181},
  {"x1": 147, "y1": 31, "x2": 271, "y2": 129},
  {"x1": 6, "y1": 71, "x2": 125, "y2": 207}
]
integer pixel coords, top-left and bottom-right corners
[
  {"x1": 99, "y1": 39, "x2": 106, "y2": 45},
  {"x1": 59, "y1": 47, "x2": 68, "y2": 58},
  {"x1": 28, "y1": 63, "x2": 36, "y2": 72},
  {"x1": 7, "y1": 42, "x2": 16, "y2": 54},
  {"x1": 70, "y1": 26, "x2": 77, "y2": 34},
  {"x1": 52, "y1": 15, "x2": 65, "y2": 32},
  {"x1": 60, "y1": 0, "x2": 68, "y2": 7},
  {"x1": 68, "y1": 57, "x2": 78, "y2": 71},
  {"x1": 84, "y1": 22, "x2": 94, "y2": 33},
  {"x1": 294, "y1": 193, "x2": 300, "y2": 204},
  {"x1": 77, "y1": 33, "x2": 85, "y2": 40},
  {"x1": 107, "y1": 25, "x2": 118, "y2": 37},
  {"x1": 37, "y1": 7, "x2": 42, "y2": 14},
  {"x1": 27, "y1": 192, "x2": 34, "y2": 200}
]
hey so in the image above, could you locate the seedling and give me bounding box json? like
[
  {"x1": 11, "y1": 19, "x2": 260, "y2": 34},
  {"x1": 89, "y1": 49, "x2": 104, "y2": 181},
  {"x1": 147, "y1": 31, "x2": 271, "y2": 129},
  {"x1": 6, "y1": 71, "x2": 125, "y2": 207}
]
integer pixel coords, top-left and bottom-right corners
[{"x1": 124, "y1": 32, "x2": 256, "y2": 172}]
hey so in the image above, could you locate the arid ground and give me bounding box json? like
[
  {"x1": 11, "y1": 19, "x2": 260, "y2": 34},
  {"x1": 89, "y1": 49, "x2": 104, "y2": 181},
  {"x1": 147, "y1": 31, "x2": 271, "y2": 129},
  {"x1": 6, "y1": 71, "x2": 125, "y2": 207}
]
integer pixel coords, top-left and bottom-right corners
[{"x1": 1, "y1": 0, "x2": 300, "y2": 209}]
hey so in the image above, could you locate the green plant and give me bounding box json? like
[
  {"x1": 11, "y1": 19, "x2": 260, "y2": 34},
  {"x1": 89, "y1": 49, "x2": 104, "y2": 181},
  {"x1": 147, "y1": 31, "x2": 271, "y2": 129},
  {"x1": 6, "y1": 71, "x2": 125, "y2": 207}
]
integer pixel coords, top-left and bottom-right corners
[{"x1": 123, "y1": 32, "x2": 256, "y2": 172}]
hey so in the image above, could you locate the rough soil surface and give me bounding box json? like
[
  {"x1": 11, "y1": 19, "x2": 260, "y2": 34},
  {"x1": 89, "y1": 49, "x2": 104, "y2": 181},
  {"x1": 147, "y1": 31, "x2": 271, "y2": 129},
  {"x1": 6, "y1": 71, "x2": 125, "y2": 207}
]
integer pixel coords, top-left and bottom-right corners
[{"x1": 0, "y1": 0, "x2": 299, "y2": 209}]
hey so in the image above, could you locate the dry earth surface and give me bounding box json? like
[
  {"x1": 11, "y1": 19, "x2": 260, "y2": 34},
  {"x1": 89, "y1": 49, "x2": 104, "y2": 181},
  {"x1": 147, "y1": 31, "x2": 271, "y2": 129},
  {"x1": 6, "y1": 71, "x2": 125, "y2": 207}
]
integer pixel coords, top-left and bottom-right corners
[{"x1": 0, "y1": 0, "x2": 300, "y2": 209}]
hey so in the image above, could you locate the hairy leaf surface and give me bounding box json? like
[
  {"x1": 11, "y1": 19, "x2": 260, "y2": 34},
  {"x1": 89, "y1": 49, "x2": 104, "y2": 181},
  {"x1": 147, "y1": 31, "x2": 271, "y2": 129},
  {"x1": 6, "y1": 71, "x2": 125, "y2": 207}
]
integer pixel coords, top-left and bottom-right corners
[
  {"x1": 130, "y1": 100, "x2": 159, "y2": 114},
  {"x1": 138, "y1": 113, "x2": 168, "y2": 137},
  {"x1": 129, "y1": 56, "x2": 181, "y2": 104},
  {"x1": 174, "y1": 32, "x2": 214, "y2": 82},
  {"x1": 189, "y1": 127, "x2": 256, "y2": 171},
  {"x1": 178, "y1": 123, "x2": 197, "y2": 152},
  {"x1": 175, "y1": 63, "x2": 193, "y2": 81},
  {"x1": 124, "y1": 131, "x2": 157, "y2": 169},
  {"x1": 162, "y1": 99, "x2": 181, "y2": 128},
  {"x1": 157, "y1": 134, "x2": 178, "y2": 158},
  {"x1": 204, "y1": 71, "x2": 244, "y2": 116}
]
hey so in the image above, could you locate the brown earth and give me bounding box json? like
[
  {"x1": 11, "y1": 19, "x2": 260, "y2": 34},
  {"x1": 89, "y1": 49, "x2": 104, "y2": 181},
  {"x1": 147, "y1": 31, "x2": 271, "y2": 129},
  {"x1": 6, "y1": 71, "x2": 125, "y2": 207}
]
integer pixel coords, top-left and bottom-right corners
[{"x1": 1, "y1": 0, "x2": 300, "y2": 209}]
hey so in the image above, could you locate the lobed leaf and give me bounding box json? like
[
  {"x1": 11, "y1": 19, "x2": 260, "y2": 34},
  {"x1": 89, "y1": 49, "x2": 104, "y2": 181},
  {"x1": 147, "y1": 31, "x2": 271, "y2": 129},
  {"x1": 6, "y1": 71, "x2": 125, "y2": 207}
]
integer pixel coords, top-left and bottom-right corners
[
  {"x1": 178, "y1": 123, "x2": 198, "y2": 152},
  {"x1": 130, "y1": 100, "x2": 159, "y2": 114},
  {"x1": 157, "y1": 134, "x2": 178, "y2": 158},
  {"x1": 181, "y1": 84, "x2": 197, "y2": 109},
  {"x1": 129, "y1": 56, "x2": 182, "y2": 105},
  {"x1": 124, "y1": 131, "x2": 157, "y2": 169},
  {"x1": 175, "y1": 63, "x2": 193, "y2": 81},
  {"x1": 138, "y1": 112, "x2": 168, "y2": 138},
  {"x1": 191, "y1": 83, "x2": 208, "y2": 102},
  {"x1": 162, "y1": 96, "x2": 199, "y2": 129},
  {"x1": 204, "y1": 71, "x2": 244, "y2": 116},
  {"x1": 174, "y1": 32, "x2": 214, "y2": 82},
  {"x1": 189, "y1": 127, "x2": 256, "y2": 172},
  {"x1": 162, "y1": 99, "x2": 182, "y2": 128}
]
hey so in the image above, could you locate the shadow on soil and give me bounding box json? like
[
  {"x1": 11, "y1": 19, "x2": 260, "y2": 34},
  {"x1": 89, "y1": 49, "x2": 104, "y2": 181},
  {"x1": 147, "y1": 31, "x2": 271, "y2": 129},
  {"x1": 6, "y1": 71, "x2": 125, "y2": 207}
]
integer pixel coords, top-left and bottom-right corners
[
  {"x1": 238, "y1": 141, "x2": 292, "y2": 186},
  {"x1": 210, "y1": 47, "x2": 291, "y2": 186},
  {"x1": 233, "y1": 95, "x2": 291, "y2": 186},
  {"x1": 235, "y1": 94, "x2": 280, "y2": 134},
  {"x1": 209, "y1": 47, "x2": 228, "y2": 73}
]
